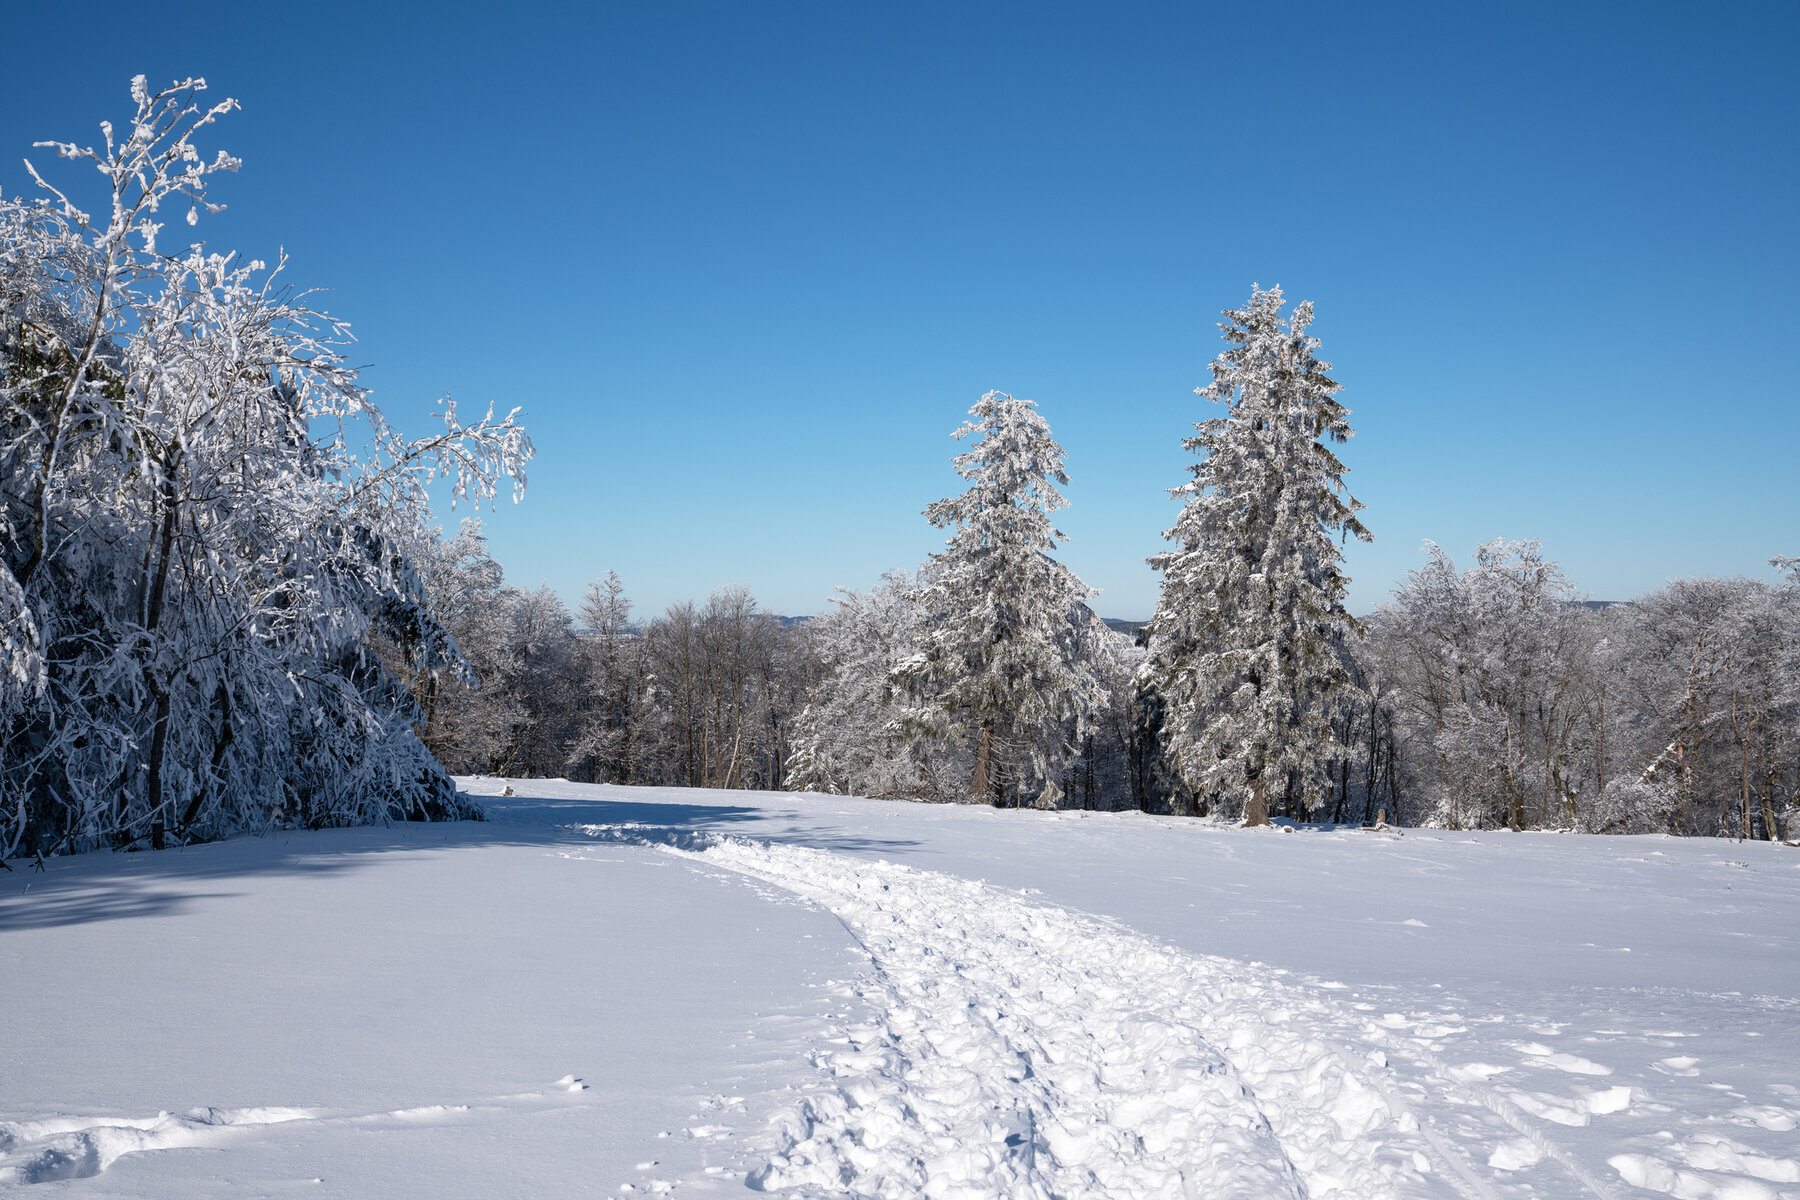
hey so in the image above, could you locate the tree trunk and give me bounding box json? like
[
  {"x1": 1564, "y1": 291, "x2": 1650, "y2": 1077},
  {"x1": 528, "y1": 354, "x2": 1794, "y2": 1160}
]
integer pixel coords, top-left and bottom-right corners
[
  {"x1": 181, "y1": 681, "x2": 234, "y2": 830},
  {"x1": 1244, "y1": 772, "x2": 1270, "y2": 827},
  {"x1": 138, "y1": 458, "x2": 183, "y2": 842},
  {"x1": 1738, "y1": 702, "x2": 1753, "y2": 841},
  {"x1": 1363, "y1": 701, "x2": 1379, "y2": 824},
  {"x1": 973, "y1": 719, "x2": 994, "y2": 805},
  {"x1": 1083, "y1": 735, "x2": 1095, "y2": 811},
  {"x1": 143, "y1": 682, "x2": 173, "y2": 834},
  {"x1": 1595, "y1": 683, "x2": 1606, "y2": 810},
  {"x1": 1760, "y1": 766, "x2": 1780, "y2": 843},
  {"x1": 1505, "y1": 720, "x2": 1525, "y2": 831}
]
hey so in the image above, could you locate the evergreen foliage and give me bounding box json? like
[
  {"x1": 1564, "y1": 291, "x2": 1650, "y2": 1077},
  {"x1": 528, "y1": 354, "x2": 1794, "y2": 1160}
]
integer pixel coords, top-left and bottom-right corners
[
  {"x1": 1145, "y1": 287, "x2": 1370, "y2": 824},
  {"x1": 906, "y1": 392, "x2": 1111, "y2": 807}
]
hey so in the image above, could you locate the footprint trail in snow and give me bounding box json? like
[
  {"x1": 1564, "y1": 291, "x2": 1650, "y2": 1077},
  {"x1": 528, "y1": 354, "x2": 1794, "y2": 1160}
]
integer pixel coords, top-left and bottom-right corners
[{"x1": 581, "y1": 823, "x2": 1518, "y2": 1200}]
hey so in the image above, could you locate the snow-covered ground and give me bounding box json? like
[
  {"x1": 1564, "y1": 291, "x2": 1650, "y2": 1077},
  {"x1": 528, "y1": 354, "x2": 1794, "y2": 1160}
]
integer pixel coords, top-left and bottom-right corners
[{"x1": 3, "y1": 782, "x2": 1796, "y2": 1198}]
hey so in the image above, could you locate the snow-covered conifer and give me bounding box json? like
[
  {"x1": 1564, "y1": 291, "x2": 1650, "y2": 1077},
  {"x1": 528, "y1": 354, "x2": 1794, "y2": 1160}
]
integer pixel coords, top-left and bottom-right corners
[
  {"x1": 1145, "y1": 287, "x2": 1370, "y2": 825},
  {"x1": 907, "y1": 392, "x2": 1109, "y2": 807}
]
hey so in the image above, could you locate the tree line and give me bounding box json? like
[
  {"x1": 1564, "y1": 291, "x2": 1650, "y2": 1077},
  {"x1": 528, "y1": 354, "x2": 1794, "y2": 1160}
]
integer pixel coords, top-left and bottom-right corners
[{"x1": 409, "y1": 327, "x2": 1798, "y2": 838}]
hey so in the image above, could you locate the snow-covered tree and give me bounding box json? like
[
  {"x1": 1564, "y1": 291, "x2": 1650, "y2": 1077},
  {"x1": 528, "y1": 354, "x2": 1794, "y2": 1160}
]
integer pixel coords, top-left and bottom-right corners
[
  {"x1": 0, "y1": 78, "x2": 531, "y2": 857},
  {"x1": 1611, "y1": 576, "x2": 1800, "y2": 837},
  {"x1": 1358, "y1": 541, "x2": 1800, "y2": 837},
  {"x1": 1145, "y1": 286, "x2": 1370, "y2": 825},
  {"x1": 393, "y1": 519, "x2": 524, "y2": 773},
  {"x1": 636, "y1": 586, "x2": 804, "y2": 790},
  {"x1": 492, "y1": 585, "x2": 583, "y2": 776},
  {"x1": 1372, "y1": 540, "x2": 1598, "y2": 830},
  {"x1": 572, "y1": 571, "x2": 645, "y2": 784},
  {"x1": 905, "y1": 392, "x2": 1110, "y2": 807},
  {"x1": 787, "y1": 571, "x2": 968, "y2": 800}
]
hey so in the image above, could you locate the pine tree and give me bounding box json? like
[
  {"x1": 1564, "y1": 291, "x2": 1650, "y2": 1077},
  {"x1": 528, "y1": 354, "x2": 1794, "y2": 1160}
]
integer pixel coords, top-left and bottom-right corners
[
  {"x1": 908, "y1": 391, "x2": 1110, "y2": 807},
  {"x1": 1145, "y1": 286, "x2": 1370, "y2": 825}
]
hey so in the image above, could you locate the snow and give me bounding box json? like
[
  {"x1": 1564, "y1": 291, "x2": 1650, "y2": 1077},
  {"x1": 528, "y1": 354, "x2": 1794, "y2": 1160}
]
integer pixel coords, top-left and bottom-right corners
[{"x1": 4, "y1": 781, "x2": 1798, "y2": 1198}]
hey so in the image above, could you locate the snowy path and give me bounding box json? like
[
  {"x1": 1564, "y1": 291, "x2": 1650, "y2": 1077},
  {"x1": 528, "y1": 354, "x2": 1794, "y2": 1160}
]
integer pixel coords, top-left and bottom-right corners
[{"x1": 579, "y1": 821, "x2": 1661, "y2": 1200}]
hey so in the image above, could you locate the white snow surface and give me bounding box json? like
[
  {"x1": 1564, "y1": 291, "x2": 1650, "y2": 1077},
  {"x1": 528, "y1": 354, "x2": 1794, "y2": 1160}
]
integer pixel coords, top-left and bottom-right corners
[{"x1": 2, "y1": 781, "x2": 1797, "y2": 1198}]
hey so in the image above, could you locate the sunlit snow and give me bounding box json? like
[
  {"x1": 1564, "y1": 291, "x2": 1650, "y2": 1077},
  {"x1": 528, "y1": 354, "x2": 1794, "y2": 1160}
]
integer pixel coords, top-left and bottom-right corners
[{"x1": 3, "y1": 781, "x2": 1796, "y2": 1197}]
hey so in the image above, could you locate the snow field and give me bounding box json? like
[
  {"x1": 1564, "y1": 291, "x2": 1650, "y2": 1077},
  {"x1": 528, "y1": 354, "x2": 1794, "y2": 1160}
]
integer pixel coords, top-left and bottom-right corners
[
  {"x1": 5, "y1": 782, "x2": 1798, "y2": 1197},
  {"x1": 0, "y1": 812, "x2": 853, "y2": 1197}
]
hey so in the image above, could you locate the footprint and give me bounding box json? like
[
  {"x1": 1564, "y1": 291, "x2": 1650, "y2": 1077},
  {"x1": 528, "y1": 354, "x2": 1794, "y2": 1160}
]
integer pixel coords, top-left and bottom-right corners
[
  {"x1": 1, "y1": 1130, "x2": 105, "y2": 1184},
  {"x1": 1584, "y1": 1086, "x2": 1633, "y2": 1115},
  {"x1": 684, "y1": 1124, "x2": 734, "y2": 1140},
  {"x1": 1613, "y1": 1136, "x2": 1800, "y2": 1193},
  {"x1": 1507, "y1": 1090, "x2": 1591, "y2": 1126}
]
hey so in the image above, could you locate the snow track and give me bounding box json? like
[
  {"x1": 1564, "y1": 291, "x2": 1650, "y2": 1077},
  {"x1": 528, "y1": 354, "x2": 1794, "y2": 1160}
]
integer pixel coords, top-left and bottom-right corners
[{"x1": 581, "y1": 823, "x2": 1499, "y2": 1199}]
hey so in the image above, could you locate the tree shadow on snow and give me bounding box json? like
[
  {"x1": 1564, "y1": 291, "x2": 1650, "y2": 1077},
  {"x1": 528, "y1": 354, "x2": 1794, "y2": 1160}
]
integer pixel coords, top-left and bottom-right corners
[
  {"x1": 0, "y1": 784, "x2": 919, "y2": 932},
  {"x1": 518, "y1": 792, "x2": 925, "y2": 857}
]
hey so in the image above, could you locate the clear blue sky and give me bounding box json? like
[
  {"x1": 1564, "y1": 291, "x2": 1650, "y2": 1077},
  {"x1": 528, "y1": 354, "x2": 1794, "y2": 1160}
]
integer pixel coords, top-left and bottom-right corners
[{"x1": 6, "y1": 1, "x2": 1795, "y2": 618}]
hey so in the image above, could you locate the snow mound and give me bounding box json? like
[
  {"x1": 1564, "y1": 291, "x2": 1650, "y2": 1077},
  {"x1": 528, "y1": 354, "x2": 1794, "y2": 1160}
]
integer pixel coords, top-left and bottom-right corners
[{"x1": 0, "y1": 1106, "x2": 315, "y2": 1184}]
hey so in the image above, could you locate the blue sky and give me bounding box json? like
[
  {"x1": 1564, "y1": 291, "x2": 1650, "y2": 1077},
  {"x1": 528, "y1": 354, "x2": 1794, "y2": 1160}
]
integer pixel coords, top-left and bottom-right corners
[{"x1": 5, "y1": 1, "x2": 1795, "y2": 618}]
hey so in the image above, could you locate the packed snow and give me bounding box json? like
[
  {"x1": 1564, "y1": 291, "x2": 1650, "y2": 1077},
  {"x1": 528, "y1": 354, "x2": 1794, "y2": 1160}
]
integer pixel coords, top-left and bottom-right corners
[{"x1": 3, "y1": 780, "x2": 1797, "y2": 1197}]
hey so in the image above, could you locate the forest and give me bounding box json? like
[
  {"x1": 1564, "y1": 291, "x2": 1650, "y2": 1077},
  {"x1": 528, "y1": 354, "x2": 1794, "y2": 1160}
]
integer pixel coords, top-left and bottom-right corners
[
  {"x1": 405, "y1": 509, "x2": 1800, "y2": 840},
  {"x1": 3, "y1": 80, "x2": 1796, "y2": 861}
]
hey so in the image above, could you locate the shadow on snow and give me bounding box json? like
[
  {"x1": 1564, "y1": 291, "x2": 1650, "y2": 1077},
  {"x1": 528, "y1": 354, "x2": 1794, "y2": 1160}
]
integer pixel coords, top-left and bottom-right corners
[{"x1": 0, "y1": 783, "x2": 918, "y2": 932}]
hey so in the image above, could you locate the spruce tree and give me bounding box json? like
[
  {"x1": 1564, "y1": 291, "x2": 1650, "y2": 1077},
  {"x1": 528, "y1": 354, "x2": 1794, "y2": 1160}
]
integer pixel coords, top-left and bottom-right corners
[
  {"x1": 1145, "y1": 287, "x2": 1370, "y2": 825},
  {"x1": 910, "y1": 392, "x2": 1109, "y2": 807}
]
